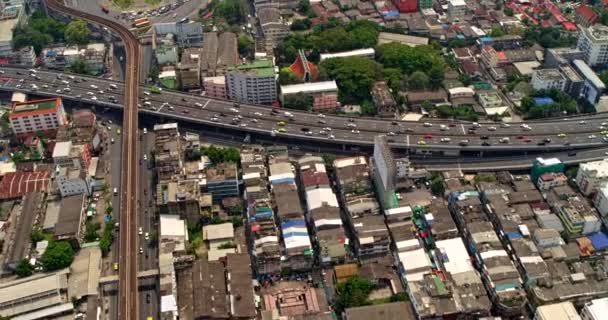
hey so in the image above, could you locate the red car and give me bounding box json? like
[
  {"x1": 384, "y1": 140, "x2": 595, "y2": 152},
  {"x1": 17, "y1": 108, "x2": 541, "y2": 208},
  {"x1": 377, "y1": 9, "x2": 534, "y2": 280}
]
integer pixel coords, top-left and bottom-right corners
[
  {"x1": 523, "y1": 138, "x2": 532, "y2": 143},
  {"x1": 424, "y1": 134, "x2": 433, "y2": 139}
]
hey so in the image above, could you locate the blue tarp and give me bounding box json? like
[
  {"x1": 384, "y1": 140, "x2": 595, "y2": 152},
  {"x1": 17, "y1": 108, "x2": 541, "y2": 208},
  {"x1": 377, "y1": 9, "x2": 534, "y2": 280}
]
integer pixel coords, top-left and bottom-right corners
[
  {"x1": 479, "y1": 37, "x2": 493, "y2": 43},
  {"x1": 589, "y1": 232, "x2": 608, "y2": 251},
  {"x1": 283, "y1": 232, "x2": 309, "y2": 238},
  {"x1": 271, "y1": 177, "x2": 294, "y2": 185},
  {"x1": 507, "y1": 232, "x2": 522, "y2": 240},
  {"x1": 281, "y1": 220, "x2": 306, "y2": 229},
  {"x1": 382, "y1": 10, "x2": 399, "y2": 17},
  {"x1": 533, "y1": 97, "x2": 555, "y2": 106}
]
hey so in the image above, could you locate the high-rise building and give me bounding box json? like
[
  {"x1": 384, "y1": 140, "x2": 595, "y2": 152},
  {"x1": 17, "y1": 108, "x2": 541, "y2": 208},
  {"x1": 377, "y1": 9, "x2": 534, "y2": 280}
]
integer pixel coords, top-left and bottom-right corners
[
  {"x1": 448, "y1": 0, "x2": 467, "y2": 19},
  {"x1": 531, "y1": 157, "x2": 564, "y2": 183},
  {"x1": 9, "y1": 97, "x2": 67, "y2": 135},
  {"x1": 576, "y1": 159, "x2": 608, "y2": 196},
  {"x1": 577, "y1": 25, "x2": 608, "y2": 67},
  {"x1": 226, "y1": 59, "x2": 277, "y2": 105},
  {"x1": 372, "y1": 135, "x2": 397, "y2": 209}
]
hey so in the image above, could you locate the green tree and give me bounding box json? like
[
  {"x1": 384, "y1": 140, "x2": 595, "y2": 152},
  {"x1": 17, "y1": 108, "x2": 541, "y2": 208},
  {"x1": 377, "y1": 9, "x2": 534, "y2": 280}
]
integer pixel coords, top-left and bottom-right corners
[
  {"x1": 148, "y1": 64, "x2": 160, "y2": 82},
  {"x1": 489, "y1": 26, "x2": 505, "y2": 37},
  {"x1": 69, "y1": 59, "x2": 89, "y2": 75},
  {"x1": 15, "y1": 259, "x2": 34, "y2": 277},
  {"x1": 84, "y1": 221, "x2": 101, "y2": 242},
  {"x1": 376, "y1": 42, "x2": 445, "y2": 75},
  {"x1": 360, "y1": 100, "x2": 376, "y2": 115},
  {"x1": 12, "y1": 29, "x2": 52, "y2": 55},
  {"x1": 430, "y1": 172, "x2": 445, "y2": 196},
  {"x1": 291, "y1": 18, "x2": 311, "y2": 31},
  {"x1": 297, "y1": 0, "x2": 314, "y2": 16},
  {"x1": 600, "y1": 71, "x2": 608, "y2": 86},
  {"x1": 408, "y1": 71, "x2": 430, "y2": 90},
  {"x1": 237, "y1": 35, "x2": 254, "y2": 57},
  {"x1": 504, "y1": 8, "x2": 514, "y2": 16},
  {"x1": 428, "y1": 64, "x2": 445, "y2": 89},
  {"x1": 458, "y1": 73, "x2": 472, "y2": 86},
  {"x1": 283, "y1": 93, "x2": 313, "y2": 111},
  {"x1": 321, "y1": 57, "x2": 381, "y2": 103},
  {"x1": 278, "y1": 67, "x2": 302, "y2": 85},
  {"x1": 64, "y1": 20, "x2": 91, "y2": 45},
  {"x1": 334, "y1": 276, "x2": 374, "y2": 314},
  {"x1": 30, "y1": 227, "x2": 47, "y2": 243},
  {"x1": 383, "y1": 68, "x2": 403, "y2": 92},
  {"x1": 215, "y1": 0, "x2": 245, "y2": 24},
  {"x1": 40, "y1": 241, "x2": 74, "y2": 271}
]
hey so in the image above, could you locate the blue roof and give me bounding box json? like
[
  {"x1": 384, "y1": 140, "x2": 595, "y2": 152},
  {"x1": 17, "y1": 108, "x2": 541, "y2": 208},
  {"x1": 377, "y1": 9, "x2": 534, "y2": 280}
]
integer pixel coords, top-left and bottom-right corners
[
  {"x1": 589, "y1": 232, "x2": 608, "y2": 251},
  {"x1": 506, "y1": 231, "x2": 522, "y2": 240},
  {"x1": 533, "y1": 97, "x2": 555, "y2": 106},
  {"x1": 281, "y1": 220, "x2": 306, "y2": 229},
  {"x1": 480, "y1": 37, "x2": 493, "y2": 42},
  {"x1": 283, "y1": 232, "x2": 309, "y2": 238}
]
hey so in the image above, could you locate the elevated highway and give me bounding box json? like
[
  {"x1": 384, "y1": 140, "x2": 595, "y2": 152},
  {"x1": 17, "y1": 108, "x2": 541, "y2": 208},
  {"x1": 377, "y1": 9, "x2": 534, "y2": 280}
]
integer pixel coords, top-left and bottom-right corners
[
  {"x1": 3, "y1": 66, "x2": 608, "y2": 154},
  {"x1": 41, "y1": 1, "x2": 141, "y2": 319}
]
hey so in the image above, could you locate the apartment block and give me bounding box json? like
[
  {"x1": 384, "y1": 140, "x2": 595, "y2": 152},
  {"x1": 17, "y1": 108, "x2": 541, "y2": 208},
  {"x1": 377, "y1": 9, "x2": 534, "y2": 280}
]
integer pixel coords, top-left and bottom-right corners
[
  {"x1": 9, "y1": 97, "x2": 67, "y2": 136},
  {"x1": 226, "y1": 59, "x2": 277, "y2": 105}
]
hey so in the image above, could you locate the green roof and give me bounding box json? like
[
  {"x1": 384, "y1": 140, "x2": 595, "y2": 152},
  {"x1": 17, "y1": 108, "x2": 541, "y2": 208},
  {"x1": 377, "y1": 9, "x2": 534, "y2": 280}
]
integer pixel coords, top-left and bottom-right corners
[
  {"x1": 432, "y1": 275, "x2": 447, "y2": 296},
  {"x1": 13, "y1": 98, "x2": 57, "y2": 114},
  {"x1": 228, "y1": 59, "x2": 275, "y2": 77}
]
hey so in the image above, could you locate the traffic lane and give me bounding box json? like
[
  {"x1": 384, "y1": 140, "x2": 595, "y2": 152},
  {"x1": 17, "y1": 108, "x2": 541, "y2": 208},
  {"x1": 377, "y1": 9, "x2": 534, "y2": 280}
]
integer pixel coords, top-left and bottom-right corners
[
  {"x1": 138, "y1": 132, "x2": 156, "y2": 271},
  {"x1": 158, "y1": 103, "x2": 608, "y2": 147},
  {"x1": 4, "y1": 77, "x2": 608, "y2": 148},
  {"x1": 4, "y1": 67, "x2": 608, "y2": 136},
  {"x1": 138, "y1": 277, "x2": 159, "y2": 320},
  {"x1": 1, "y1": 68, "x2": 604, "y2": 135}
]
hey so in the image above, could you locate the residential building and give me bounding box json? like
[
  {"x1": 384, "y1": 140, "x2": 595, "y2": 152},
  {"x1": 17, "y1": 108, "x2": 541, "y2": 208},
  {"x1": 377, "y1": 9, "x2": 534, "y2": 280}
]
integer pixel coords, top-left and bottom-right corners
[
  {"x1": 200, "y1": 32, "x2": 239, "y2": 78},
  {"x1": 54, "y1": 194, "x2": 86, "y2": 248},
  {"x1": 577, "y1": 25, "x2": 608, "y2": 67},
  {"x1": 160, "y1": 214, "x2": 188, "y2": 253},
  {"x1": 535, "y1": 302, "x2": 581, "y2": 320},
  {"x1": 280, "y1": 81, "x2": 338, "y2": 112},
  {"x1": 572, "y1": 59, "x2": 606, "y2": 105},
  {"x1": 0, "y1": 273, "x2": 73, "y2": 319},
  {"x1": 7, "y1": 46, "x2": 36, "y2": 66},
  {"x1": 258, "y1": 7, "x2": 289, "y2": 53},
  {"x1": 477, "y1": 91, "x2": 504, "y2": 109},
  {"x1": 343, "y1": 302, "x2": 416, "y2": 320},
  {"x1": 531, "y1": 158, "x2": 564, "y2": 183},
  {"x1": 537, "y1": 173, "x2": 567, "y2": 191},
  {"x1": 581, "y1": 297, "x2": 608, "y2": 320},
  {"x1": 9, "y1": 97, "x2": 67, "y2": 136},
  {"x1": 533, "y1": 228, "x2": 564, "y2": 249},
  {"x1": 448, "y1": 0, "x2": 467, "y2": 20},
  {"x1": 319, "y1": 48, "x2": 375, "y2": 61},
  {"x1": 55, "y1": 167, "x2": 90, "y2": 197},
  {"x1": 154, "y1": 123, "x2": 183, "y2": 181},
  {"x1": 152, "y1": 21, "x2": 204, "y2": 48},
  {"x1": 545, "y1": 47, "x2": 585, "y2": 68},
  {"x1": 202, "y1": 222, "x2": 236, "y2": 259},
  {"x1": 351, "y1": 214, "x2": 391, "y2": 259},
  {"x1": 177, "y1": 47, "x2": 202, "y2": 90},
  {"x1": 204, "y1": 162, "x2": 240, "y2": 202},
  {"x1": 592, "y1": 183, "x2": 608, "y2": 218},
  {"x1": 226, "y1": 59, "x2": 277, "y2": 105},
  {"x1": 371, "y1": 81, "x2": 397, "y2": 117},
  {"x1": 531, "y1": 69, "x2": 567, "y2": 91},
  {"x1": 560, "y1": 64, "x2": 584, "y2": 97},
  {"x1": 575, "y1": 5, "x2": 598, "y2": 28},
  {"x1": 52, "y1": 141, "x2": 91, "y2": 170},
  {"x1": 155, "y1": 45, "x2": 178, "y2": 65},
  {"x1": 157, "y1": 179, "x2": 202, "y2": 224},
  {"x1": 225, "y1": 254, "x2": 256, "y2": 319},
  {"x1": 203, "y1": 76, "x2": 227, "y2": 99},
  {"x1": 41, "y1": 43, "x2": 107, "y2": 74},
  {"x1": 576, "y1": 159, "x2": 608, "y2": 196}
]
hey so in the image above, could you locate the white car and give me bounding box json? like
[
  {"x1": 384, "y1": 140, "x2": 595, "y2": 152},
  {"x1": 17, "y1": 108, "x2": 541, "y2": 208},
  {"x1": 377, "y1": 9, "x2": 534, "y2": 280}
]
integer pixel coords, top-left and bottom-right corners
[
  {"x1": 195, "y1": 102, "x2": 203, "y2": 108},
  {"x1": 90, "y1": 84, "x2": 98, "y2": 89},
  {"x1": 589, "y1": 135, "x2": 597, "y2": 139},
  {"x1": 144, "y1": 232, "x2": 149, "y2": 240},
  {"x1": 143, "y1": 154, "x2": 148, "y2": 161},
  {"x1": 139, "y1": 247, "x2": 143, "y2": 254},
  {"x1": 143, "y1": 91, "x2": 150, "y2": 95},
  {"x1": 139, "y1": 227, "x2": 143, "y2": 235},
  {"x1": 91, "y1": 96, "x2": 97, "y2": 100},
  {"x1": 87, "y1": 91, "x2": 94, "y2": 96},
  {"x1": 351, "y1": 129, "x2": 360, "y2": 134},
  {"x1": 423, "y1": 122, "x2": 432, "y2": 127},
  {"x1": 251, "y1": 119, "x2": 258, "y2": 123},
  {"x1": 254, "y1": 112, "x2": 262, "y2": 116},
  {"x1": 440, "y1": 138, "x2": 451, "y2": 143},
  {"x1": 230, "y1": 108, "x2": 239, "y2": 113}
]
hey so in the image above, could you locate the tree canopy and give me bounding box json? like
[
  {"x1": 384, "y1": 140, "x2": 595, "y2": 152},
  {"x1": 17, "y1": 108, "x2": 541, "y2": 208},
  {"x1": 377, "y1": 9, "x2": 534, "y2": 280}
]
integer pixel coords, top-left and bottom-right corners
[
  {"x1": 321, "y1": 57, "x2": 381, "y2": 103},
  {"x1": 214, "y1": 0, "x2": 245, "y2": 24},
  {"x1": 524, "y1": 26, "x2": 577, "y2": 48},
  {"x1": 65, "y1": 20, "x2": 91, "y2": 45},
  {"x1": 40, "y1": 241, "x2": 74, "y2": 271},
  {"x1": 334, "y1": 276, "x2": 374, "y2": 314},
  {"x1": 519, "y1": 88, "x2": 577, "y2": 119},
  {"x1": 200, "y1": 146, "x2": 240, "y2": 163},
  {"x1": 15, "y1": 259, "x2": 34, "y2": 277},
  {"x1": 237, "y1": 35, "x2": 254, "y2": 57},
  {"x1": 283, "y1": 93, "x2": 313, "y2": 111},
  {"x1": 12, "y1": 11, "x2": 66, "y2": 55},
  {"x1": 69, "y1": 59, "x2": 89, "y2": 75}
]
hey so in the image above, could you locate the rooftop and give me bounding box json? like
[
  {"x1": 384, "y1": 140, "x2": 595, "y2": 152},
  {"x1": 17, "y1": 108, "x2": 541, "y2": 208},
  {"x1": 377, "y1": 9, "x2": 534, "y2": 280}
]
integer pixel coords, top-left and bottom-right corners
[
  {"x1": 54, "y1": 194, "x2": 85, "y2": 238},
  {"x1": 280, "y1": 81, "x2": 338, "y2": 95},
  {"x1": 228, "y1": 59, "x2": 275, "y2": 77},
  {"x1": 320, "y1": 48, "x2": 375, "y2": 61},
  {"x1": 343, "y1": 301, "x2": 416, "y2": 320},
  {"x1": 10, "y1": 97, "x2": 61, "y2": 118},
  {"x1": 534, "y1": 69, "x2": 566, "y2": 81},
  {"x1": 573, "y1": 60, "x2": 606, "y2": 90},
  {"x1": 536, "y1": 302, "x2": 580, "y2": 320},
  {"x1": 377, "y1": 32, "x2": 429, "y2": 47},
  {"x1": 202, "y1": 222, "x2": 234, "y2": 241}
]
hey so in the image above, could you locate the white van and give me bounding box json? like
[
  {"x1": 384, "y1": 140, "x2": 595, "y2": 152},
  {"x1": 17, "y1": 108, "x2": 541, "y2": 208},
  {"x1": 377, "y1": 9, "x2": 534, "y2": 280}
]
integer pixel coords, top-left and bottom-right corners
[{"x1": 113, "y1": 187, "x2": 118, "y2": 195}]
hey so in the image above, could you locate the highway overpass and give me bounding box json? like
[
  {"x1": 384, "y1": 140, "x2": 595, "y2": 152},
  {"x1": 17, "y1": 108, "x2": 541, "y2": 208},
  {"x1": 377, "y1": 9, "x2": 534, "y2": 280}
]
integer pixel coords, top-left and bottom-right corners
[{"x1": 3, "y1": 66, "x2": 608, "y2": 156}]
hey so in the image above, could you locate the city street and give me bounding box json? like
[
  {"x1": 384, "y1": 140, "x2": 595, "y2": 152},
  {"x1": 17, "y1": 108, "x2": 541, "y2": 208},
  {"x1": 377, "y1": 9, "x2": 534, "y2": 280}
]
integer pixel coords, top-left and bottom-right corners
[{"x1": 138, "y1": 130, "x2": 159, "y2": 320}]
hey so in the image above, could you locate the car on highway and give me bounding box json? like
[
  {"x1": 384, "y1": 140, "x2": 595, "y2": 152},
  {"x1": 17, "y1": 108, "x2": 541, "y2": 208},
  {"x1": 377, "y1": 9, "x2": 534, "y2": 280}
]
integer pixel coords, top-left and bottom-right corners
[
  {"x1": 253, "y1": 112, "x2": 262, "y2": 116},
  {"x1": 347, "y1": 123, "x2": 357, "y2": 128},
  {"x1": 459, "y1": 139, "x2": 469, "y2": 146},
  {"x1": 351, "y1": 129, "x2": 360, "y2": 134},
  {"x1": 440, "y1": 138, "x2": 451, "y2": 143},
  {"x1": 568, "y1": 151, "x2": 577, "y2": 156},
  {"x1": 113, "y1": 263, "x2": 118, "y2": 271},
  {"x1": 116, "y1": 128, "x2": 121, "y2": 135},
  {"x1": 418, "y1": 140, "x2": 426, "y2": 145},
  {"x1": 87, "y1": 91, "x2": 94, "y2": 96},
  {"x1": 558, "y1": 133, "x2": 566, "y2": 138},
  {"x1": 589, "y1": 135, "x2": 597, "y2": 139},
  {"x1": 211, "y1": 117, "x2": 219, "y2": 122},
  {"x1": 111, "y1": 138, "x2": 115, "y2": 144},
  {"x1": 579, "y1": 120, "x2": 586, "y2": 125},
  {"x1": 487, "y1": 126, "x2": 496, "y2": 131},
  {"x1": 387, "y1": 132, "x2": 396, "y2": 136},
  {"x1": 139, "y1": 247, "x2": 143, "y2": 254},
  {"x1": 482, "y1": 141, "x2": 491, "y2": 146},
  {"x1": 328, "y1": 134, "x2": 335, "y2": 139},
  {"x1": 109, "y1": 83, "x2": 117, "y2": 89},
  {"x1": 230, "y1": 107, "x2": 239, "y2": 113},
  {"x1": 439, "y1": 125, "x2": 448, "y2": 131},
  {"x1": 145, "y1": 232, "x2": 149, "y2": 240},
  {"x1": 91, "y1": 96, "x2": 97, "y2": 101},
  {"x1": 499, "y1": 137, "x2": 510, "y2": 143},
  {"x1": 423, "y1": 122, "x2": 432, "y2": 127},
  {"x1": 195, "y1": 102, "x2": 203, "y2": 108},
  {"x1": 480, "y1": 135, "x2": 489, "y2": 140},
  {"x1": 278, "y1": 128, "x2": 286, "y2": 133},
  {"x1": 90, "y1": 84, "x2": 98, "y2": 89},
  {"x1": 318, "y1": 113, "x2": 326, "y2": 118},
  {"x1": 143, "y1": 154, "x2": 148, "y2": 161},
  {"x1": 277, "y1": 121, "x2": 286, "y2": 126},
  {"x1": 139, "y1": 227, "x2": 143, "y2": 235}
]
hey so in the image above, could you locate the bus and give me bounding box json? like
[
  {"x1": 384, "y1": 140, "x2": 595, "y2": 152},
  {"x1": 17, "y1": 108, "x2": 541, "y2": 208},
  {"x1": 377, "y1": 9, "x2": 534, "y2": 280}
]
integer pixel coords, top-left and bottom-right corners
[
  {"x1": 132, "y1": 17, "x2": 148, "y2": 26},
  {"x1": 134, "y1": 20, "x2": 151, "y2": 29}
]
